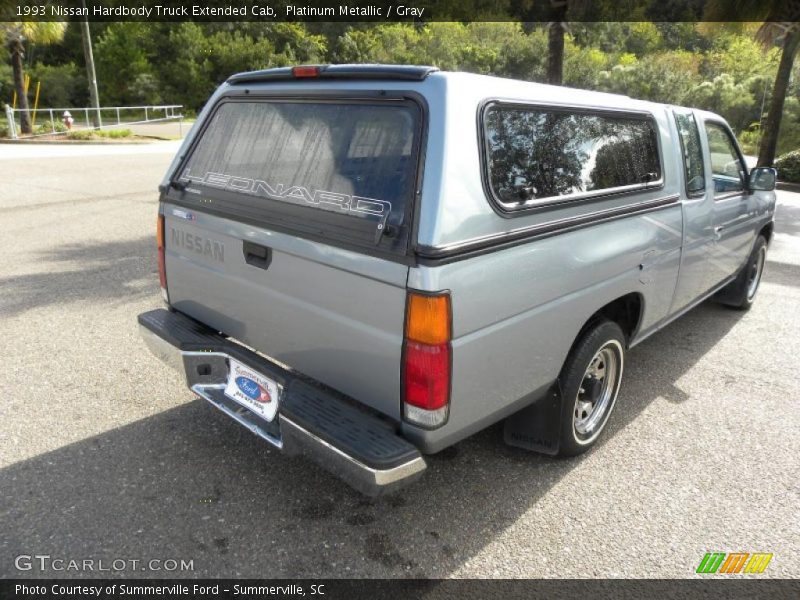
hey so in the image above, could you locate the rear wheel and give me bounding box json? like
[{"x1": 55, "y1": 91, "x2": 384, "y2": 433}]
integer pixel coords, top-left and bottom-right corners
[
  {"x1": 718, "y1": 235, "x2": 767, "y2": 311},
  {"x1": 558, "y1": 320, "x2": 625, "y2": 456}
]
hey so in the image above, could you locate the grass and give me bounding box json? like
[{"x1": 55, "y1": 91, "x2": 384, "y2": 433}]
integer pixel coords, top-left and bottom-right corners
[{"x1": 66, "y1": 128, "x2": 134, "y2": 140}]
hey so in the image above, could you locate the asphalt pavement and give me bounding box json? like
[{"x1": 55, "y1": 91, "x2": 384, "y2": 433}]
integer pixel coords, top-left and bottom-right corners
[{"x1": 0, "y1": 142, "x2": 798, "y2": 578}]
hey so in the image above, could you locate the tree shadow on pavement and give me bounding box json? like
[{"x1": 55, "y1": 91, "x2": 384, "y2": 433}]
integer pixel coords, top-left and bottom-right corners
[
  {"x1": 0, "y1": 236, "x2": 157, "y2": 316},
  {"x1": 0, "y1": 300, "x2": 744, "y2": 578}
]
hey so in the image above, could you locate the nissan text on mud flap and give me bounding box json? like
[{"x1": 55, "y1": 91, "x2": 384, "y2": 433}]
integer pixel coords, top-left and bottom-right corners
[{"x1": 138, "y1": 65, "x2": 777, "y2": 496}]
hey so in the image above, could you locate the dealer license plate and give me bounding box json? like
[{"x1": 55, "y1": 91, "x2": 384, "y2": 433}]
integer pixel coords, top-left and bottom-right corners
[{"x1": 223, "y1": 359, "x2": 281, "y2": 422}]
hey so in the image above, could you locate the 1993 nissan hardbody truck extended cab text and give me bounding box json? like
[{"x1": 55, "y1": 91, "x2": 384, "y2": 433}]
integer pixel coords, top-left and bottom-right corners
[{"x1": 138, "y1": 65, "x2": 777, "y2": 496}]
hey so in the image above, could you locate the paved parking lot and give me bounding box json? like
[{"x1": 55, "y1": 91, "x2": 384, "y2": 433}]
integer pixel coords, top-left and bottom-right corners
[{"x1": 0, "y1": 143, "x2": 798, "y2": 578}]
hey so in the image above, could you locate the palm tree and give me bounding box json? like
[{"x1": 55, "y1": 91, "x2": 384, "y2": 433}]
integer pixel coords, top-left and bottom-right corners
[
  {"x1": 703, "y1": 1, "x2": 800, "y2": 166},
  {"x1": 1, "y1": 22, "x2": 67, "y2": 134},
  {"x1": 546, "y1": 3, "x2": 569, "y2": 85},
  {"x1": 513, "y1": 0, "x2": 571, "y2": 86},
  {"x1": 755, "y1": 23, "x2": 800, "y2": 167}
]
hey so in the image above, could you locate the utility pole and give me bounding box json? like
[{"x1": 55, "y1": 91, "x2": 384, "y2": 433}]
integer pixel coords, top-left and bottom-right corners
[{"x1": 80, "y1": 0, "x2": 101, "y2": 129}]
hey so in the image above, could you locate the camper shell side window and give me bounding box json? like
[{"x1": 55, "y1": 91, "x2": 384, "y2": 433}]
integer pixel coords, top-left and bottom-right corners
[{"x1": 480, "y1": 102, "x2": 663, "y2": 214}]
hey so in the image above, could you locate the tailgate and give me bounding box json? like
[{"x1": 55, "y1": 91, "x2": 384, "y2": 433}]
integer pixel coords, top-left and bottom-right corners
[{"x1": 163, "y1": 204, "x2": 409, "y2": 420}]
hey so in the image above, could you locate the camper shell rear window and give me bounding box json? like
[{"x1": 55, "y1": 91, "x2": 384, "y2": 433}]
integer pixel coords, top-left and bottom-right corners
[{"x1": 172, "y1": 97, "x2": 422, "y2": 254}]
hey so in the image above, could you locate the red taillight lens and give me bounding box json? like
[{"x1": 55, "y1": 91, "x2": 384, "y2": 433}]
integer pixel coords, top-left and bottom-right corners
[
  {"x1": 402, "y1": 291, "x2": 451, "y2": 428},
  {"x1": 403, "y1": 341, "x2": 450, "y2": 410},
  {"x1": 292, "y1": 65, "x2": 319, "y2": 78},
  {"x1": 157, "y1": 214, "x2": 168, "y2": 295}
]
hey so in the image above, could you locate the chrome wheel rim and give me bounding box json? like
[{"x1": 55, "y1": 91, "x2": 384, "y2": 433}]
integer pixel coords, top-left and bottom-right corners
[
  {"x1": 573, "y1": 340, "x2": 623, "y2": 444},
  {"x1": 747, "y1": 246, "x2": 766, "y2": 301}
]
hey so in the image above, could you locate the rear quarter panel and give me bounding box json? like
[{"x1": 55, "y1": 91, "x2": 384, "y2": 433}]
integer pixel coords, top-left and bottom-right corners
[
  {"x1": 405, "y1": 209, "x2": 682, "y2": 452},
  {"x1": 405, "y1": 77, "x2": 684, "y2": 452}
]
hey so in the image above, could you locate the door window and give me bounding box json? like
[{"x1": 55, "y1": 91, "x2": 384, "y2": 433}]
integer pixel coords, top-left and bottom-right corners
[{"x1": 704, "y1": 122, "x2": 745, "y2": 197}]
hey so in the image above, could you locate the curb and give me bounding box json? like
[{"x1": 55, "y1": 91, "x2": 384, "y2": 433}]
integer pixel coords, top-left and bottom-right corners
[
  {"x1": 0, "y1": 138, "x2": 163, "y2": 146},
  {"x1": 777, "y1": 181, "x2": 800, "y2": 193}
]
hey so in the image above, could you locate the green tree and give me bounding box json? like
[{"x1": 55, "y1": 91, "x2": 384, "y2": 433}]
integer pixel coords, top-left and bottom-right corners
[
  {"x1": 690, "y1": 74, "x2": 757, "y2": 132},
  {"x1": 703, "y1": 2, "x2": 800, "y2": 165},
  {"x1": 755, "y1": 23, "x2": 800, "y2": 166},
  {"x1": 597, "y1": 51, "x2": 701, "y2": 104},
  {"x1": 1, "y1": 22, "x2": 66, "y2": 133},
  {"x1": 94, "y1": 22, "x2": 153, "y2": 106}
]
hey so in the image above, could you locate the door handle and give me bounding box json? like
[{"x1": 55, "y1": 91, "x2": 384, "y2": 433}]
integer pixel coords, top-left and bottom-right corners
[
  {"x1": 242, "y1": 240, "x2": 272, "y2": 269},
  {"x1": 714, "y1": 225, "x2": 724, "y2": 240}
]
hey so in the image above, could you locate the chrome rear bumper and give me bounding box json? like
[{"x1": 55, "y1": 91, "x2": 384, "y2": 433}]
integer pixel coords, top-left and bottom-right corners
[{"x1": 138, "y1": 309, "x2": 425, "y2": 496}]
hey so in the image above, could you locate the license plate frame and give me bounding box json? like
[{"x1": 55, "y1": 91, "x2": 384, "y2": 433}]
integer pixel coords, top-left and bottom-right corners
[{"x1": 223, "y1": 358, "x2": 282, "y2": 422}]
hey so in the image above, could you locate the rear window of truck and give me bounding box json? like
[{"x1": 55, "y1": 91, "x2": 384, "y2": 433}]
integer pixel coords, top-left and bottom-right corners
[{"x1": 175, "y1": 99, "x2": 421, "y2": 253}]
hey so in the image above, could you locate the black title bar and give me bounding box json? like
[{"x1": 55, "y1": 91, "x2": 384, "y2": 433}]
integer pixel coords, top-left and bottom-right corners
[
  {"x1": 2, "y1": 579, "x2": 800, "y2": 600},
  {"x1": 4, "y1": 0, "x2": 800, "y2": 22}
]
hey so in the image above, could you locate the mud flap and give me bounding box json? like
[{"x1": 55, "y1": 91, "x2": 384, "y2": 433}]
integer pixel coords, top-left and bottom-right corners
[{"x1": 503, "y1": 381, "x2": 563, "y2": 455}]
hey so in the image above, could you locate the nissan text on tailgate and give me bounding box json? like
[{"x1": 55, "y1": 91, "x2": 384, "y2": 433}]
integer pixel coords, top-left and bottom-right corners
[{"x1": 138, "y1": 65, "x2": 776, "y2": 495}]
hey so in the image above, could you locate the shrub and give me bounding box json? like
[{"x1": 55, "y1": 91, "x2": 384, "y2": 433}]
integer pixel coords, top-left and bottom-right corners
[
  {"x1": 66, "y1": 128, "x2": 133, "y2": 140},
  {"x1": 35, "y1": 120, "x2": 67, "y2": 134},
  {"x1": 65, "y1": 129, "x2": 94, "y2": 140},
  {"x1": 775, "y1": 151, "x2": 800, "y2": 183},
  {"x1": 0, "y1": 113, "x2": 9, "y2": 138},
  {"x1": 103, "y1": 128, "x2": 133, "y2": 138}
]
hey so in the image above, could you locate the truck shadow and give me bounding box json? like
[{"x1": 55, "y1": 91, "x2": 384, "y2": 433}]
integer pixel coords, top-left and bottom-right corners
[{"x1": 0, "y1": 300, "x2": 745, "y2": 578}]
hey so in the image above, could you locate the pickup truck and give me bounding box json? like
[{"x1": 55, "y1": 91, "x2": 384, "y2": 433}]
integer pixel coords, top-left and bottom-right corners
[{"x1": 138, "y1": 65, "x2": 777, "y2": 496}]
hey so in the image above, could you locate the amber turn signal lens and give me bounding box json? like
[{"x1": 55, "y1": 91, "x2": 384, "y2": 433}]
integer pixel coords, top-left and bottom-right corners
[{"x1": 405, "y1": 292, "x2": 451, "y2": 345}]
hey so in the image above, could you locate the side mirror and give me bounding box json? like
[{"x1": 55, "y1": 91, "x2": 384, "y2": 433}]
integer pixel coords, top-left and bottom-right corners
[{"x1": 749, "y1": 167, "x2": 777, "y2": 192}]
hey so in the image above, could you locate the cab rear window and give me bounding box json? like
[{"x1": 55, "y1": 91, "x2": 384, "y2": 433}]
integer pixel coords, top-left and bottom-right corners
[{"x1": 175, "y1": 99, "x2": 421, "y2": 252}]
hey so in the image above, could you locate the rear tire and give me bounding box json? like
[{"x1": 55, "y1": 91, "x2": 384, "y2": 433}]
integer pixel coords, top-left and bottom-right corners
[
  {"x1": 557, "y1": 320, "x2": 626, "y2": 457},
  {"x1": 718, "y1": 235, "x2": 767, "y2": 311}
]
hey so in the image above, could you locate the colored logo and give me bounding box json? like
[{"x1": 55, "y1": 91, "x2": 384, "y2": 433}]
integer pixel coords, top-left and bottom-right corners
[
  {"x1": 696, "y1": 552, "x2": 773, "y2": 574},
  {"x1": 235, "y1": 377, "x2": 271, "y2": 403}
]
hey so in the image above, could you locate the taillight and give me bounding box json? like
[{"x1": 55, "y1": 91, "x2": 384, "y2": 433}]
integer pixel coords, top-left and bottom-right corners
[
  {"x1": 292, "y1": 65, "x2": 320, "y2": 78},
  {"x1": 156, "y1": 214, "x2": 168, "y2": 303},
  {"x1": 402, "y1": 291, "x2": 451, "y2": 428}
]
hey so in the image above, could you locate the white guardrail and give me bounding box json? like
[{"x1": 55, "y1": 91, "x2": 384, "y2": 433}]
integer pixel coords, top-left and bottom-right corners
[{"x1": 4, "y1": 104, "x2": 183, "y2": 139}]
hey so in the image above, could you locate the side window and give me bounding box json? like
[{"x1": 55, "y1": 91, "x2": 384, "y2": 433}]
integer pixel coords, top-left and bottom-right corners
[
  {"x1": 483, "y1": 104, "x2": 662, "y2": 209},
  {"x1": 704, "y1": 122, "x2": 745, "y2": 197},
  {"x1": 674, "y1": 112, "x2": 705, "y2": 195}
]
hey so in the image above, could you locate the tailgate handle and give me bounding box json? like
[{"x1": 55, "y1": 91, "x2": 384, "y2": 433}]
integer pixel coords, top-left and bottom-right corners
[{"x1": 243, "y1": 240, "x2": 272, "y2": 270}]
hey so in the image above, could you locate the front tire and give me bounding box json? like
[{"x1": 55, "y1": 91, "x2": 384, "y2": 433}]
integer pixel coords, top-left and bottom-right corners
[
  {"x1": 718, "y1": 235, "x2": 768, "y2": 311},
  {"x1": 557, "y1": 320, "x2": 626, "y2": 457}
]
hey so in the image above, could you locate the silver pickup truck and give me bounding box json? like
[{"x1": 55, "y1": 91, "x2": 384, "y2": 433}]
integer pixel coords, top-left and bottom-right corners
[{"x1": 138, "y1": 65, "x2": 776, "y2": 496}]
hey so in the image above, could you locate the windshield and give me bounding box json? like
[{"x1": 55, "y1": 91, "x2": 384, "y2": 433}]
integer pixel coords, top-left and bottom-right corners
[{"x1": 176, "y1": 99, "x2": 421, "y2": 252}]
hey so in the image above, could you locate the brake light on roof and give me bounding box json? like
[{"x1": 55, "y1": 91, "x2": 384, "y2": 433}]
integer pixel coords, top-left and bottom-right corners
[
  {"x1": 292, "y1": 65, "x2": 320, "y2": 78},
  {"x1": 402, "y1": 291, "x2": 452, "y2": 428},
  {"x1": 156, "y1": 214, "x2": 169, "y2": 303}
]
